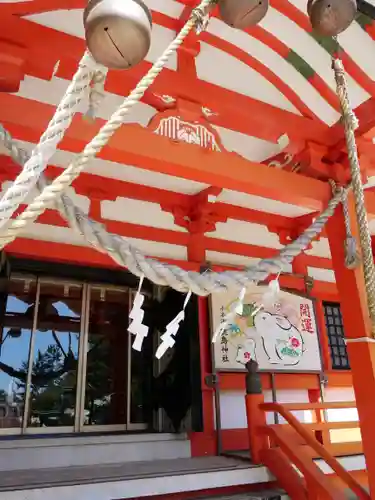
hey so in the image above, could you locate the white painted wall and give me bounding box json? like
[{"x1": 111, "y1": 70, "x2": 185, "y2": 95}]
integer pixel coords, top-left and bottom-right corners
[
  {"x1": 323, "y1": 387, "x2": 360, "y2": 445},
  {"x1": 218, "y1": 388, "x2": 312, "y2": 430}
]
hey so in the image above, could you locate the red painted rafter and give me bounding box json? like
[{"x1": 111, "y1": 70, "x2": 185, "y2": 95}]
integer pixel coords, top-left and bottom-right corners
[
  {"x1": 200, "y1": 31, "x2": 319, "y2": 119},
  {"x1": 0, "y1": 0, "x2": 370, "y2": 119},
  {"x1": 269, "y1": 0, "x2": 375, "y2": 97},
  {"x1": 328, "y1": 98, "x2": 375, "y2": 162},
  {"x1": 245, "y1": 25, "x2": 340, "y2": 114},
  {"x1": 175, "y1": 0, "x2": 369, "y2": 109},
  {"x1": 0, "y1": 13, "x2": 332, "y2": 145},
  {"x1": 4, "y1": 93, "x2": 375, "y2": 214},
  {"x1": 146, "y1": 9, "x2": 327, "y2": 120},
  {"x1": 5, "y1": 237, "x2": 200, "y2": 270},
  {"x1": 0, "y1": 93, "x2": 334, "y2": 210},
  {"x1": 8, "y1": 201, "x2": 333, "y2": 270},
  {"x1": 15, "y1": 4, "x2": 336, "y2": 119},
  {"x1": 176, "y1": 5, "x2": 199, "y2": 80},
  {"x1": 0, "y1": 154, "x2": 295, "y2": 230}
]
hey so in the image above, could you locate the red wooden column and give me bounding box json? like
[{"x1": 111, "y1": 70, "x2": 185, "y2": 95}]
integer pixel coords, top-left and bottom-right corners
[
  {"x1": 326, "y1": 193, "x2": 375, "y2": 494},
  {"x1": 188, "y1": 231, "x2": 216, "y2": 456}
]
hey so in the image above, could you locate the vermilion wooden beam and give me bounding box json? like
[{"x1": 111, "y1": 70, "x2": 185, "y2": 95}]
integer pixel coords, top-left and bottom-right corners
[
  {"x1": 10, "y1": 203, "x2": 332, "y2": 270},
  {"x1": 327, "y1": 98, "x2": 375, "y2": 163},
  {"x1": 4, "y1": 94, "x2": 375, "y2": 215},
  {"x1": 0, "y1": 14, "x2": 333, "y2": 145},
  {"x1": 5, "y1": 238, "x2": 199, "y2": 271},
  {"x1": 0, "y1": 94, "x2": 333, "y2": 211},
  {"x1": 0, "y1": 155, "x2": 295, "y2": 231}
]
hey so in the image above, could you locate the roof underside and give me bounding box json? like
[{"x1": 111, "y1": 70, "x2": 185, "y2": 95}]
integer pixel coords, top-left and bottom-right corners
[{"x1": 1, "y1": 0, "x2": 375, "y2": 287}]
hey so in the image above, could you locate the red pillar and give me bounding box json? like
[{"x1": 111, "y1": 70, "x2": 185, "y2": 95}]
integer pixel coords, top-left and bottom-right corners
[
  {"x1": 326, "y1": 194, "x2": 375, "y2": 495},
  {"x1": 292, "y1": 253, "x2": 308, "y2": 276},
  {"x1": 188, "y1": 232, "x2": 216, "y2": 455}
]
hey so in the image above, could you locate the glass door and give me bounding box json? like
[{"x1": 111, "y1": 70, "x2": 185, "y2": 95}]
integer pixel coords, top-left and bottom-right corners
[
  {"x1": 0, "y1": 274, "x2": 151, "y2": 435},
  {"x1": 24, "y1": 279, "x2": 84, "y2": 434},
  {"x1": 0, "y1": 276, "x2": 36, "y2": 434},
  {"x1": 127, "y1": 291, "x2": 150, "y2": 431},
  {"x1": 80, "y1": 285, "x2": 130, "y2": 431}
]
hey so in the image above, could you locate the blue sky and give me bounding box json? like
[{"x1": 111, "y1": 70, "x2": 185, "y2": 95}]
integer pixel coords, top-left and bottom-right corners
[{"x1": 0, "y1": 295, "x2": 79, "y2": 393}]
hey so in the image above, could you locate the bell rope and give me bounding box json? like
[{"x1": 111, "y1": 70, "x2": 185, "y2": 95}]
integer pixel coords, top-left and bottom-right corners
[
  {"x1": 0, "y1": 122, "x2": 348, "y2": 295},
  {"x1": 332, "y1": 55, "x2": 375, "y2": 336}
]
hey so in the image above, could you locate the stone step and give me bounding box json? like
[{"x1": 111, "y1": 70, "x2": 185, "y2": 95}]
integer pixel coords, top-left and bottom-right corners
[{"x1": 188, "y1": 490, "x2": 287, "y2": 499}]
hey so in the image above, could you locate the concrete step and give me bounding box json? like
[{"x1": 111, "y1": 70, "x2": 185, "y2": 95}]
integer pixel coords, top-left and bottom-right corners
[
  {"x1": 0, "y1": 432, "x2": 190, "y2": 471},
  {"x1": 0, "y1": 456, "x2": 259, "y2": 492},
  {"x1": 189, "y1": 491, "x2": 287, "y2": 499}
]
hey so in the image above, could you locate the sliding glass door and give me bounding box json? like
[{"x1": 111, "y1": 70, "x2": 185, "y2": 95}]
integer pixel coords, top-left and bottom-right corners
[
  {"x1": 0, "y1": 276, "x2": 36, "y2": 433},
  {"x1": 0, "y1": 275, "x2": 149, "y2": 435},
  {"x1": 25, "y1": 280, "x2": 84, "y2": 433},
  {"x1": 80, "y1": 285, "x2": 129, "y2": 431}
]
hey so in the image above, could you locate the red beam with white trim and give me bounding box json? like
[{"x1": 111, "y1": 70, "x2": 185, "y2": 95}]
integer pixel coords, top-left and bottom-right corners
[{"x1": 0, "y1": 93, "x2": 333, "y2": 211}]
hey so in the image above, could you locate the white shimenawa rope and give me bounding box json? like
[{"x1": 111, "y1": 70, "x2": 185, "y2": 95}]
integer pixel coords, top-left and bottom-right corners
[
  {"x1": 0, "y1": 51, "x2": 105, "y2": 229},
  {"x1": 0, "y1": 0, "x2": 213, "y2": 252},
  {"x1": 85, "y1": 69, "x2": 108, "y2": 121},
  {"x1": 0, "y1": 122, "x2": 345, "y2": 296}
]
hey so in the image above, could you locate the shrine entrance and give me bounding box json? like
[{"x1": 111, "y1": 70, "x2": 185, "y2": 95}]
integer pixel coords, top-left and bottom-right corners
[{"x1": 0, "y1": 274, "x2": 151, "y2": 435}]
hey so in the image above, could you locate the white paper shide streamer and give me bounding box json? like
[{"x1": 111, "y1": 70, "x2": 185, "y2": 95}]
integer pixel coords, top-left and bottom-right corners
[
  {"x1": 262, "y1": 276, "x2": 280, "y2": 308},
  {"x1": 155, "y1": 290, "x2": 192, "y2": 359},
  {"x1": 212, "y1": 287, "x2": 246, "y2": 343},
  {"x1": 128, "y1": 275, "x2": 149, "y2": 351}
]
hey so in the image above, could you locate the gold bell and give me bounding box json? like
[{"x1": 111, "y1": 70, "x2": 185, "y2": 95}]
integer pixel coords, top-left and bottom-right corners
[
  {"x1": 83, "y1": 0, "x2": 152, "y2": 70},
  {"x1": 307, "y1": 0, "x2": 357, "y2": 37},
  {"x1": 219, "y1": 0, "x2": 269, "y2": 30}
]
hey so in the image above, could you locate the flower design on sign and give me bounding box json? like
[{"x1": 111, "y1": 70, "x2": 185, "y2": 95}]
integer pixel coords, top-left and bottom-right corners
[{"x1": 291, "y1": 337, "x2": 300, "y2": 348}]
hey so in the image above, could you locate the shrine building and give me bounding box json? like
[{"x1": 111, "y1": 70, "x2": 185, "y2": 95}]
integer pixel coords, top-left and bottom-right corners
[{"x1": 0, "y1": 0, "x2": 374, "y2": 498}]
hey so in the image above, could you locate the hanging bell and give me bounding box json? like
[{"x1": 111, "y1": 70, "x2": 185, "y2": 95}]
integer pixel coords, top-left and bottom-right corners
[
  {"x1": 307, "y1": 0, "x2": 357, "y2": 37},
  {"x1": 83, "y1": 0, "x2": 152, "y2": 70},
  {"x1": 219, "y1": 0, "x2": 269, "y2": 30}
]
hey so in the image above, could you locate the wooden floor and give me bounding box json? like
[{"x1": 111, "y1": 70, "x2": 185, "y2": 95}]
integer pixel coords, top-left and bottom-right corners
[{"x1": 0, "y1": 456, "x2": 261, "y2": 492}]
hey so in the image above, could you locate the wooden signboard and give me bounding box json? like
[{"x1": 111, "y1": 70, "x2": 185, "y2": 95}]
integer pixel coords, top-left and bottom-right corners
[{"x1": 210, "y1": 286, "x2": 322, "y2": 372}]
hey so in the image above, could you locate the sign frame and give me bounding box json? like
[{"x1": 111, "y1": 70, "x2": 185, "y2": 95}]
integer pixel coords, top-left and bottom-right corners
[{"x1": 209, "y1": 285, "x2": 324, "y2": 374}]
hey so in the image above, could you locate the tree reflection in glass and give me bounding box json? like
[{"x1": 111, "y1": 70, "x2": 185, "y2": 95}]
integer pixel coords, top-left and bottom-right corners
[
  {"x1": 0, "y1": 277, "x2": 36, "y2": 430},
  {"x1": 27, "y1": 282, "x2": 81, "y2": 428},
  {"x1": 83, "y1": 288, "x2": 129, "y2": 427}
]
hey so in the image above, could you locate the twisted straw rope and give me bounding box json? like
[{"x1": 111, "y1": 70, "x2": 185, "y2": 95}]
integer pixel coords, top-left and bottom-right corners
[
  {"x1": 85, "y1": 69, "x2": 108, "y2": 121},
  {"x1": 0, "y1": 0, "x2": 347, "y2": 295},
  {"x1": 0, "y1": 0, "x2": 214, "y2": 251},
  {"x1": 332, "y1": 57, "x2": 375, "y2": 333},
  {"x1": 0, "y1": 122, "x2": 345, "y2": 295},
  {"x1": 0, "y1": 51, "x2": 105, "y2": 229}
]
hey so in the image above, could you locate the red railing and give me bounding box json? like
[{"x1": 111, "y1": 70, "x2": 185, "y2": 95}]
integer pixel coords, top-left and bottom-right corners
[
  {"x1": 245, "y1": 392, "x2": 368, "y2": 499},
  {"x1": 260, "y1": 402, "x2": 369, "y2": 499}
]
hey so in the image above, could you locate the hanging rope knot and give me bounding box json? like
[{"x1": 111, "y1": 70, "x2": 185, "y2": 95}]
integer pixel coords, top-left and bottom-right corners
[
  {"x1": 332, "y1": 57, "x2": 359, "y2": 132},
  {"x1": 80, "y1": 51, "x2": 106, "y2": 73},
  {"x1": 329, "y1": 179, "x2": 361, "y2": 270},
  {"x1": 191, "y1": 6, "x2": 209, "y2": 33},
  {"x1": 191, "y1": 0, "x2": 217, "y2": 34},
  {"x1": 85, "y1": 69, "x2": 108, "y2": 121}
]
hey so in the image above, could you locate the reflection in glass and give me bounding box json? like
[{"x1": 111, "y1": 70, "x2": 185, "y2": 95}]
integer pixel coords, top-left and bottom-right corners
[
  {"x1": 27, "y1": 282, "x2": 81, "y2": 428},
  {"x1": 130, "y1": 334, "x2": 148, "y2": 424},
  {"x1": 84, "y1": 288, "x2": 129, "y2": 426},
  {"x1": 0, "y1": 278, "x2": 36, "y2": 430}
]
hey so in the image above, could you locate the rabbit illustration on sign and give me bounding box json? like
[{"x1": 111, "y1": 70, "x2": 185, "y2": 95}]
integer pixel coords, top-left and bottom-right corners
[
  {"x1": 254, "y1": 310, "x2": 304, "y2": 365},
  {"x1": 234, "y1": 308, "x2": 305, "y2": 367}
]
